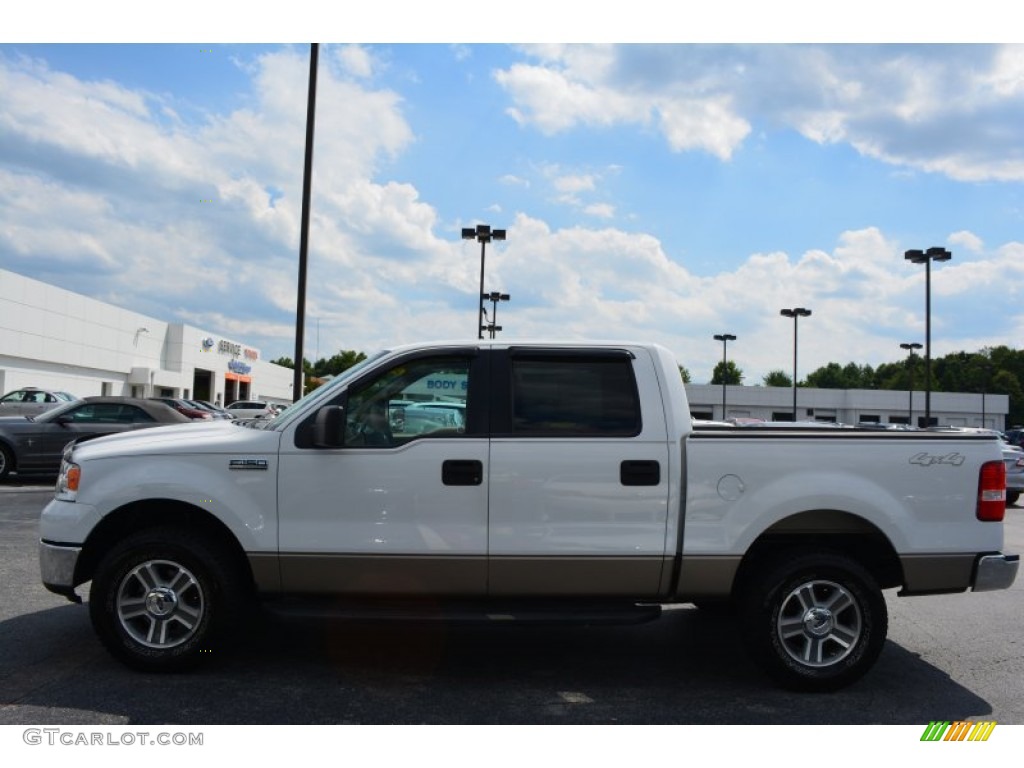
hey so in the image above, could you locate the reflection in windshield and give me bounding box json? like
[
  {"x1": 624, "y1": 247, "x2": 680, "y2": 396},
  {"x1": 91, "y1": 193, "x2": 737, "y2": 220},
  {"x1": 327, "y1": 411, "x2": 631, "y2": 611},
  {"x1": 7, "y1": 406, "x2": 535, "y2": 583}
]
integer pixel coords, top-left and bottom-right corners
[{"x1": 268, "y1": 349, "x2": 390, "y2": 431}]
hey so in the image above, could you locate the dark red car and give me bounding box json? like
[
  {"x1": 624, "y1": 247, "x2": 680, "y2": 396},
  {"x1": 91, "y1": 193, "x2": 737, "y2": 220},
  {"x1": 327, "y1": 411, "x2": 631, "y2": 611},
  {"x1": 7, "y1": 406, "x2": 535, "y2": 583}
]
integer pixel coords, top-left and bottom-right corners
[{"x1": 148, "y1": 397, "x2": 214, "y2": 421}]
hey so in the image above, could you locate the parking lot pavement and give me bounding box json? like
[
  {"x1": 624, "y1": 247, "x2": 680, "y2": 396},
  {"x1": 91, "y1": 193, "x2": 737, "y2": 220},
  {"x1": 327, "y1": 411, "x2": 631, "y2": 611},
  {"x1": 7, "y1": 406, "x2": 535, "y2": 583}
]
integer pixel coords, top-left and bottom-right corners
[
  {"x1": 2, "y1": 484, "x2": 1023, "y2": 727},
  {"x1": 0, "y1": 475, "x2": 55, "y2": 491}
]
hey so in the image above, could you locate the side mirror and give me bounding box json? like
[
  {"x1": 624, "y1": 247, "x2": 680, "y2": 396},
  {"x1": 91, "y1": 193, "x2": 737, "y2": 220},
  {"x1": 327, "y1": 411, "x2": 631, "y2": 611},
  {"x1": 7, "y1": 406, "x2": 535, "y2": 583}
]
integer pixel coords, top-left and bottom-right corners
[{"x1": 313, "y1": 405, "x2": 346, "y2": 449}]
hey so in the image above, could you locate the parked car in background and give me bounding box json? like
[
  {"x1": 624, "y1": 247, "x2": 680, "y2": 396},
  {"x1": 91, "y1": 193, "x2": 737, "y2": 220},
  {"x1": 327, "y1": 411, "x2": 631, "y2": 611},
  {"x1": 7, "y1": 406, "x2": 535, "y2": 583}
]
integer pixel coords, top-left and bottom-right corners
[
  {"x1": 183, "y1": 399, "x2": 233, "y2": 420},
  {"x1": 0, "y1": 387, "x2": 79, "y2": 417},
  {"x1": 406, "y1": 401, "x2": 466, "y2": 429},
  {"x1": 224, "y1": 400, "x2": 275, "y2": 420},
  {"x1": 148, "y1": 397, "x2": 214, "y2": 421},
  {"x1": 1002, "y1": 441, "x2": 1024, "y2": 506},
  {"x1": 0, "y1": 396, "x2": 189, "y2": 480},
  {"x1": 189, "y1": 400, "x2": 235, "y2": 419}
]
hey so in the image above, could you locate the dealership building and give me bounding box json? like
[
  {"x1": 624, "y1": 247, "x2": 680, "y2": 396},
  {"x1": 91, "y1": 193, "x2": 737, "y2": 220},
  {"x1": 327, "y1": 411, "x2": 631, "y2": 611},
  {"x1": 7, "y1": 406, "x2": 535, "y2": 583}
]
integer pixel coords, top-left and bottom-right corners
[
  {"x1": 0, "y1": 269, "x2": 293, "y2": 406},
  {"x1": 686, "y1": 383, "x2": 1008, "y2": 429}
]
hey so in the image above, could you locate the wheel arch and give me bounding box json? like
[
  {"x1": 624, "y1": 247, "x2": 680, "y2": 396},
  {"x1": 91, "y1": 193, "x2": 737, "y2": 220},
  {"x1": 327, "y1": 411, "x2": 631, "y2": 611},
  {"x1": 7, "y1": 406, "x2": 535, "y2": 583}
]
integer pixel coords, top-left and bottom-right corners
[
  {"x1": 733, "y1": 509, "x2": 904, "y2": 598},
  {"x1": 75, "y1": 499, "x2": 255, "y2": 594}
]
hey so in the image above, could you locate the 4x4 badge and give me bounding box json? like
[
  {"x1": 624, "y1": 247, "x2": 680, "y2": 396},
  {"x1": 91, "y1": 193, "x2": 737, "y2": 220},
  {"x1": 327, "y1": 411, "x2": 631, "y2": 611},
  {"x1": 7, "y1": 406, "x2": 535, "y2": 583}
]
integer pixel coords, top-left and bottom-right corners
[{"x1": 910, "y1": 452, "x2": 965, "y2": 467}]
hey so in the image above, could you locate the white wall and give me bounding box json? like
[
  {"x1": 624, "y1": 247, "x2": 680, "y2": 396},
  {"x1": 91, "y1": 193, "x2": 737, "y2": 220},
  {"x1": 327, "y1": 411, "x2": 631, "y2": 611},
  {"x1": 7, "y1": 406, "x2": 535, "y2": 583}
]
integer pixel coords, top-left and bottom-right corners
[
  {"x1": 686, "y1": 383, "x2": 1009, "y2": 428},
  {"x1": 0, "y1": 269, "x2": 293, "y2": 402}
]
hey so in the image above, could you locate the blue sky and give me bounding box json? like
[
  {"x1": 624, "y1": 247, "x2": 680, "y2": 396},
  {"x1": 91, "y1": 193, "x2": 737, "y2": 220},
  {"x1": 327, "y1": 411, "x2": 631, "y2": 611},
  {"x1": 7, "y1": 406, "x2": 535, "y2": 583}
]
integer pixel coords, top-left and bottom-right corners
[{"x1": 3, "y1": 8, "x2": 1023, "y2": 383}]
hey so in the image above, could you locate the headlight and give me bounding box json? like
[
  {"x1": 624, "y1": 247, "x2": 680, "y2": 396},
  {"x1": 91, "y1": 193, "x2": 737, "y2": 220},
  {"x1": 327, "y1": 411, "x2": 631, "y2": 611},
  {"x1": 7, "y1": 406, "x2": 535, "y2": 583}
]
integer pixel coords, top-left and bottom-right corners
[{"x1": 55, "y1": 445, "x2": 81, "y2": 502}]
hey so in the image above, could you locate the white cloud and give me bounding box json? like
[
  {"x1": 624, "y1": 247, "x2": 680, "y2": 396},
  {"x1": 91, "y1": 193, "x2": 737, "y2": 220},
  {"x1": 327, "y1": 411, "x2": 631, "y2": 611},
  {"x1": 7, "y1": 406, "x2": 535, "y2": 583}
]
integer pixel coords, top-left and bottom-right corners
[
  {"x1": 584, "y1": 203, "x2": 615, "y2": 218},
  {"x1": 2, "y1": 44, "x2": 1021, "y2": 383},
  {"x1": 949, "y1": 230, "x2": 984, "y2": 254},
  {"x1": 552, "y1": 173, "x2": 597, "y2": 194},
  {"x1": 499, "y1": 174, "x2": 529, "y2": 187},
  {"x1": 494, "y1": 44, "x2": 1024, "y2": 179},
  {"x1": 336, "y1": 45, "x2": 374, "y2": 79}
]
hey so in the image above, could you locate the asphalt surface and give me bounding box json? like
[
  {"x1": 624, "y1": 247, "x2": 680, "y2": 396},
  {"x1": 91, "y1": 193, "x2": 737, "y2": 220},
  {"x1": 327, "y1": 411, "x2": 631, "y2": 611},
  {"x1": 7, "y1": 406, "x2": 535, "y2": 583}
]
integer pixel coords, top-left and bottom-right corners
[{"x1": 1, "y1": 476, "x2": 1022, "y2": 725}]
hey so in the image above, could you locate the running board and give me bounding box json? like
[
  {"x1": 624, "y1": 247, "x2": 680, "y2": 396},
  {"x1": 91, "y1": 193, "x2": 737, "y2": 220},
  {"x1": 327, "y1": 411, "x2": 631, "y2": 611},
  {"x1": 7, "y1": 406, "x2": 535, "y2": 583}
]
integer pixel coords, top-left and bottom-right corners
[{"x1": 261, "y1": 598, "x2": 663, "y2": 626}]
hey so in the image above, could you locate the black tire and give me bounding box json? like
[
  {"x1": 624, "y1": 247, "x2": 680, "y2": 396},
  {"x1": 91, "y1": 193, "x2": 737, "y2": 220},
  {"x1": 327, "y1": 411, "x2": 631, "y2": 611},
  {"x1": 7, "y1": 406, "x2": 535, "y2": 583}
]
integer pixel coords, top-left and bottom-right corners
[
  {"x1": 739, "y1": 551, "x2": 887, "y2": 692},
  {"x1": 1006, "y1": 490, "x2": 1020, "y2": 507},
  {"x1": 0, "y1": 443, "x2": 13, "y2": 481},
  {"x1": 89, "y1": 527, "x2": 245, "y2": 672}
]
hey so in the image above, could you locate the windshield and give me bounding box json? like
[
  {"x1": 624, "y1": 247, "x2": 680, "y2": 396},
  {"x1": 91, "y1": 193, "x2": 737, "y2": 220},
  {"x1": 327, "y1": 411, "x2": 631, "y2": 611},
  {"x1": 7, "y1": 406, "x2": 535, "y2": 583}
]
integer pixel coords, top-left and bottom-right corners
[
  {"x1": 268, "y1": 349, "x2": 390, "y2": 431},
  {"x1": 31, "y1": 399, "x2": 83, "y2": 422}
]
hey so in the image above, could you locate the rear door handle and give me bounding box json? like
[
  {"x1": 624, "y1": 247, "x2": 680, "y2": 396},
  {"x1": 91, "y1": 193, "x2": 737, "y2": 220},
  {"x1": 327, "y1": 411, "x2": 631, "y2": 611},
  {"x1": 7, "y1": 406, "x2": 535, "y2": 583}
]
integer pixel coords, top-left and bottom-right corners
[
  {"x1": 442, "y1": 459, "x2": 483, "y2": 486},
  {"x1": 620, "y1": 460, "x2": 660, "y2": 486}
]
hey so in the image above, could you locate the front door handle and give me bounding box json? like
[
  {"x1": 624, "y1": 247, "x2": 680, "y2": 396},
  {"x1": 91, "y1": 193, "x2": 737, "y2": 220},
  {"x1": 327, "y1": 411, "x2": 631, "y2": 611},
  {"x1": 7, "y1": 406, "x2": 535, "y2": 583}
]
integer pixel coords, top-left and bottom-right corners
[{"x1": 442, "y1": 459, "x2": 483, "y2": 486}]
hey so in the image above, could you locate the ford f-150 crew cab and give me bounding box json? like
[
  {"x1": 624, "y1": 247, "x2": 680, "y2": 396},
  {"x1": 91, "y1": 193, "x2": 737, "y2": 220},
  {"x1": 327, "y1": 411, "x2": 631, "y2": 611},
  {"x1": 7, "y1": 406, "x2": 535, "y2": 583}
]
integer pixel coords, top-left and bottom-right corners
[{"x1": 39, "y1": 340, "x2": 1019, "y2": 691}]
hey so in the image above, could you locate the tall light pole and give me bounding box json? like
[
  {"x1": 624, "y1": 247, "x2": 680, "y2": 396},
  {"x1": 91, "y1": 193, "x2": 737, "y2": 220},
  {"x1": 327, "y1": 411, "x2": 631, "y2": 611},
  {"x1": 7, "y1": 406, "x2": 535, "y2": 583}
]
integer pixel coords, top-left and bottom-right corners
[
  {"x1": 900, "y1": 342, "x2": 922, "y2": 426},
  {"x1": 780, "y1": 308, "x2": 811, "y2": 421},
  {"x1": 980, "y1": 358, "x2": 992, "y2": 429},
  {"x1": 713, "y1": 333, "x2": 736, "y2": 419},
  {"x1": 481, "y1": 292, "x2": 510, "y2": 339},
  {"x1": 292, "y1": 43, "x2": 319, "y2": 402},
  {"x1": 905, "y1": 247, "x2": 952, "y2": 426},
  {"x1": 462, "y1": 224, "x2": 506, "y2": 340}
]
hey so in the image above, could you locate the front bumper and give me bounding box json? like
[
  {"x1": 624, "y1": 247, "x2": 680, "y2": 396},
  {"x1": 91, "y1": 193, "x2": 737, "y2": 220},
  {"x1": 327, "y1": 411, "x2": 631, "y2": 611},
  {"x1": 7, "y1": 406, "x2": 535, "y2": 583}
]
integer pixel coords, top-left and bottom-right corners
[
  {"x1": 973, "y1": 553, "x2": 1019, "y2": 592},
  {"x1": 40, "y1": 540, "x2": 83, "y2": 602}
]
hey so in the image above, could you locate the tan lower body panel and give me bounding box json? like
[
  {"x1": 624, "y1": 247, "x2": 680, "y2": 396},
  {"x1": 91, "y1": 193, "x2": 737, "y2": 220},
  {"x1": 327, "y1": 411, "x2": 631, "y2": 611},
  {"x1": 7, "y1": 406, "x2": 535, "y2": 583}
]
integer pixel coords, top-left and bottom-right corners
[
  {"x1": 674, "y1": 555, "x2": 742, "y2": 600},
  {"x1": 899, "y1": 554, "x2": 975, "y2": 594},
  {"x1": 274, "y1": 554, "x2": 487, "y2": 595},
  {"x1": 248, "y1": 553, "x2": 282, "y2": 593},
  {"x1": 254, "y1": 553, "x2": 667, "y2": 598},
  {"x1": 487, "y1": 556, "x2": 666, "y2": 597}
]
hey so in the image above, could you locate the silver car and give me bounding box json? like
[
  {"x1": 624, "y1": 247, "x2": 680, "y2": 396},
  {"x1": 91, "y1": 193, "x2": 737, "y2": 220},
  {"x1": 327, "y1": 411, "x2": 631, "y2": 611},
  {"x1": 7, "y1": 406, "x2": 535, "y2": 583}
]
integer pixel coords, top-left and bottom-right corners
[
  {"x1": 1001, "y1": 442, "x2": 1024, "y2": 507},
  {"x1": 0, "y1": 387, "x2": 79, "y2": 417},
  {"x1": 224, "y1": 400, "x2": 275, "y2": 420}
]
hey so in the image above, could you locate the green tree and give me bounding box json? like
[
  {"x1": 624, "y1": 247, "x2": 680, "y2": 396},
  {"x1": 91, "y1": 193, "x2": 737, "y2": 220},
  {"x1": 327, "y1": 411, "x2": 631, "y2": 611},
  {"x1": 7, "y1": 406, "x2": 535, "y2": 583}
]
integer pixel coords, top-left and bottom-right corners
[
  {"x1": 679, "y1": 365, "x2": 692, "y2": 384},
  {"x1": 762, "y1": 369, "x2": 792, "y2": 387},
  {"x1": 804, "y1": 361, "x2": 875, "y2": 389},
  {"x1": 270, "y1": 355, "x2": 325, "y2": 395},
  {"x1": 800, "y1": 346, "x2": 1024, "y2": 428},
  {"x1": 992, "y1": 370, "x2": 1024, "y2": 426},
  {"x1": 711, "y1": 360, "x2": 743, "y2": 385},
  {"x1": 804, "y1": 362, "x2": 846, "y2": 388},
  {"x1": 270, "y1": 356, "x2": 314, "y2": 376},
  {"x1": 312, "y1": 350, "x2": 367, "y2": 378}
]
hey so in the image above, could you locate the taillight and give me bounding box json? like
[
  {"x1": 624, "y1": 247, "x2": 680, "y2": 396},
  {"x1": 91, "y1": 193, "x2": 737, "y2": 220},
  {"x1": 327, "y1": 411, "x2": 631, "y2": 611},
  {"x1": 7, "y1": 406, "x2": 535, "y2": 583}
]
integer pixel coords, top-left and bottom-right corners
[{"x1": 977, "y1": 460, "x2": 1006, "y2": 521}]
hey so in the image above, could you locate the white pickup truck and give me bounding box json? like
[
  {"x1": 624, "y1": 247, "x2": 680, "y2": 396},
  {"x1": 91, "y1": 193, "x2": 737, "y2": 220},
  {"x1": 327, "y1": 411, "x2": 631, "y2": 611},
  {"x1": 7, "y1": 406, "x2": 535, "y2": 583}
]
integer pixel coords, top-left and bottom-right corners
[{"x1": 39, "y1": 341, "x2": 1018, "y2": 691}]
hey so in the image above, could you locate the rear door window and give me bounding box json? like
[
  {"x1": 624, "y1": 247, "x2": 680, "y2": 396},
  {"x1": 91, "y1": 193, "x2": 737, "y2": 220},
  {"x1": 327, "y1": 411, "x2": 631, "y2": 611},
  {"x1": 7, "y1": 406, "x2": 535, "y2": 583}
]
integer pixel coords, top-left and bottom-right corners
[{"x1": 508, "y1": 352, "x2": 641, "y2": 436}]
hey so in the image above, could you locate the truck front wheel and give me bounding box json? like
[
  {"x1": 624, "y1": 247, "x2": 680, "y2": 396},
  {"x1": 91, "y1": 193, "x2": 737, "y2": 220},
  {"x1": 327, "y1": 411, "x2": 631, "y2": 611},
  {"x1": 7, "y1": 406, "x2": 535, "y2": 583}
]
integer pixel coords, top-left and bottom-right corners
[
  {"x1": 739, "y1": 552, "x2": 887, "y2": 692},
  {"x1": 89, "y1": 528, "x2": 243, "y2": 672}
]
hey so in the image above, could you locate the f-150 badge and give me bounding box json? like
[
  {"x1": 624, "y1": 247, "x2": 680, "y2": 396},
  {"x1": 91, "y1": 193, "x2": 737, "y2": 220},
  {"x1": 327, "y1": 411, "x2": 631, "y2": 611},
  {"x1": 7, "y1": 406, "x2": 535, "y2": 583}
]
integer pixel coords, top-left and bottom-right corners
[{"x1": 229, "y1": 459, "x2": 268, "y2": 470}]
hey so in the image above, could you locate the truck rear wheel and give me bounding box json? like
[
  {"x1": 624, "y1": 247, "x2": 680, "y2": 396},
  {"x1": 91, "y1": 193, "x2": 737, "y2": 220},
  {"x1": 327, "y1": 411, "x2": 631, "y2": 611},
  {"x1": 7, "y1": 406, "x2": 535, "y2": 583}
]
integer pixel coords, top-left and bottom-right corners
[
  {"x1": 739, "y1": 551, "x2": 887, "y2": 692},
  {"x1": 89, "y1": 528, "x2": 243, "y2": 672}
]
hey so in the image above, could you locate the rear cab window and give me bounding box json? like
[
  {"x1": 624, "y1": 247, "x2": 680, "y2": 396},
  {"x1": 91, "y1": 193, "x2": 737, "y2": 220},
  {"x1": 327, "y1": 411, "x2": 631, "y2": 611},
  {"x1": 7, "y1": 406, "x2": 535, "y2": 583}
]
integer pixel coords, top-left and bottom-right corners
[{"x1": 493, "y1": 348, "x2": 642, "y2": 437}]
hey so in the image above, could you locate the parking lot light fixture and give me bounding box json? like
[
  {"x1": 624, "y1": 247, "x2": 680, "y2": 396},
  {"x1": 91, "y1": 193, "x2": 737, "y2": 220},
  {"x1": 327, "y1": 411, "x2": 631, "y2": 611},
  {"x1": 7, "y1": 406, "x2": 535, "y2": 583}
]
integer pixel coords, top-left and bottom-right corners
[
  {"x1": 462, "y1": 225, "x2": 507, "y2": 340},
  {"x1": 900, "y1": 342, "x2": 923, "y2": 426},
  {"x1": 713, "y1": 333, "x2": 737, "y2": 419},
  {"x1": 481, "y1": 292, "x2": 511, "y2": 339},
  {"x1": 780, "y1": 308, "x2": 812, "y2": 421},
  {"x1": 905, "y1": 247, "x2": 952, "y2": 426}
]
